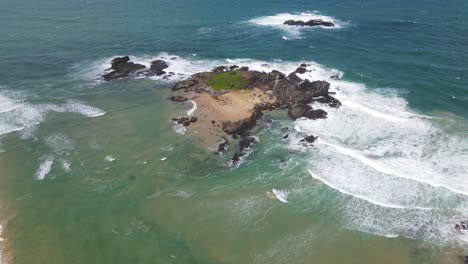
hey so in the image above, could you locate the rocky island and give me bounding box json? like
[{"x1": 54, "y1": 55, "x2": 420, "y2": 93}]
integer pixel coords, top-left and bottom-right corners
[{"x1": 102, "y1": 56, "x2": 341, "y2": 164}]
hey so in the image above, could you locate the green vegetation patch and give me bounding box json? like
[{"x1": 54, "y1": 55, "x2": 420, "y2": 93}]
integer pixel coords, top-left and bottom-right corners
[{"x1": 208, "y1": 71, "x2": 248, "y2": 91}]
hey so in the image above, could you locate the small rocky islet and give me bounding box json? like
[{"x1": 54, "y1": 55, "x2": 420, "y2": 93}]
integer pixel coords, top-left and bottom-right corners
[
  {"x1": 101, "y1": 56, "x2": 340, "y2": 164},
  {"x1": 283, "y1": 19, "x2": 335, "y2": 27}
]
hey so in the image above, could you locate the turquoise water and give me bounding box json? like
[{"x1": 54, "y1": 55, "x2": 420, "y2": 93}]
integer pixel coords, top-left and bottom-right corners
[{"x1": 0, "y1": 0, "x2": 467, "y2": 263}]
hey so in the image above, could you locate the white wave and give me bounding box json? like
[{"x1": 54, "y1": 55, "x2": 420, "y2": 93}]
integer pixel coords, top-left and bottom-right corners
[
  {"x1": 319, "y1": 140, "x2": 468, "y2": 197},
  {"x1": 272, "y1": 188, "x2": 289, "y2": 203},
  {"x1": 105, "y1": 155, "x2": 116, "y2": 162},
  {"x1": 249, "y1": 12, "x2": 346, "y2": 36},
  {"x1": 187, "y1": 100, "x2": 197, "y2": 116},
  {"x1": 61, "y1": 160, "x2": 71, "y2": 172},
  {"x1": 60, "y1": 100, "x2": 106, "y2": 117},
  {"x1": 0, "y1": 91, "x2": 105, "y2": 138},
  {"x1": 286, "y1": 62, "x2": 468, "y2": 246},
  {"x1": 35, "y1": 156, "x2": 54, "y2": 180},
  {"x1": 172, "y1": 124, "x2": 186, "y2": 135},
  {"x1": 308, "y1": 170, "x2": 432, "y2": 210}
]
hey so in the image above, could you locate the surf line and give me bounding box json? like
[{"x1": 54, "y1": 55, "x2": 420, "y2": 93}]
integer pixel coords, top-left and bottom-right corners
[
  {"x1": 307, "y1": 169, "x2": 433, "y2": 211},
  {"x1": 319, "y1": 140, "x2": 468, "y2": 198},
  {"x1": 187, "y1": 100, "x2": 197, "y2": 116}
]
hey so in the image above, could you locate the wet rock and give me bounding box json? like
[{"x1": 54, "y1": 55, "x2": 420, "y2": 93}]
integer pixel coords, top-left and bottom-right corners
[
  {"x1": 304, "y1": 109, "x2": 327, "y2": 120},
  {"x1": 172, "y1": 79, "x2": 198, "y2": 91},
  {"x1": 300, "y1": 135, "x2": 318, "y2": 144},
  {"x1": 229, "y1": 65, "x2": 239, "y2": 71},
  {"x1": 295, "y1": 67, "x2": 307, "y2": 74},
  {"x1": 171, "y1": 116, "x2": 197, "y2": 126},
  {"x1": 217, "y1": 139, "x2": 230, "y2": 154},
  {"x1": 232, "y1": 153, "x2": 242, "y2": 163},
  {"x1": 312, "y1": 95, "x2": 342, "y2": 108},
  {"x1": 288, "y1": 72, "x2": 303, "y2": 84},
  {"x1": 330, "y1": 74, "x2": 340, "y2": 79},
  {"x1": 103, "y1": 56, "x2": 146, "y2": 81},
  {"x1": 212, "y1": 66, "x2": 227, "y2": 73},
  {"x1": 169, "y1": 96, "x2": 188, "y2": 103},
  {"x1": 239, "y1": 66, "x2": 249, "y2": 71},
  {"x1": 171, "y1": 116, "x2": 189, "y2": 124},
  {"x1": 239, "y1": 137, "x2": 257, "y2": 152},
  {"x1": 298, "y1": 80, "x2": 330, "y2": 97},
  {"x1": 288, "y1": 104, "x2": 312, "y2": 119},
  {"x1": 300, "y1": 63, "x2": 309, "y2": 67},
  {"x1": 282, "y1": 127, "x2": 289, "y2": 139},
  {"x1": 222, "y1": 109, "x2": 262, "y2": 135},
  {"x1": 150, "y1": 60, "x2": 169, "y2": 76},
  {"x1": 284, "y1": 19, "x2": 335, "y2": 27}
]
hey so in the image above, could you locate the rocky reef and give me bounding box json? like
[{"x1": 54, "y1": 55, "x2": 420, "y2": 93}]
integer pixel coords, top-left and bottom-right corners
[
  {"x1": 102, "y1": 56, "x2": 172, "y2": 81},
  {"x1": 283, "y1": 19, "x2": 335, "y2": 27}
]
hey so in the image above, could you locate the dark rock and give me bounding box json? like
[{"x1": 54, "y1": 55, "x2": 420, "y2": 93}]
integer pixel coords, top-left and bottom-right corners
[
  {"x1": 169, "y1": 96, "x2": 188, "y2": 103},
  {"x1": 288, "y1": 104, "x2": 312, "y2": 119},
  {"x1": 298, "y1": 80, "x2": 330, "y2": 97},
  {"x1": 239, "y1": 137, "x2": 257, "y2": 152},
  {"x1": 288, "y1": 72, "x2": 303, "y2": 84},
  {"x1": 150, "y1": 60, "x2": 169, "y2": 72},
  {"x1": 312, "y1": 95, "x2": 342, "y2": 108},
  {"x1": 103, "y1": 56, "x2": 146, "y2": 81},
  {"x1": 171, "y1": 116, "x2": 189, "y2": 124},
  {"x1": 284, "y1": 19, "x2": 335, "y2": 27},
  {"x1": 295, "y1": 67, "x2": 307, "y2": 74},
  {"x1": 330, "y1": 74, "x2": 340, "y2": 79},
  {"x1": 232, "y1": 153, "x2": 242, "y2": 163},
  {"x1": 211, "y1": 120, "x2": 216, "y2": 124},
  {"x1": 301, "y1": 135, "x2": 319, "y2": 144},
  {"x1": 171, "y1": 116, "x2": 197, "y2": 126},
  {"x1": 304, "y1": 109, "x2": 327, "y2": 120},
  {"x1": 229, "y1": 65, "x2": 239, "y2": 71},
  {"x1": 172, "y1": 79, "x2": 198, "y2": 91},
  {"x1": 300, "y1": 63, "x2": 308, "y2": 67},
  {"x1": 239, "y1": 66, "x2": 249, "y2": 71},
  {"x1": 222, "y1": 109, "x2": 262, "y2": 135},
  {"x1": 212, "y1": 66, "x2": 227, "y2": 73},
  {"x1": 217, "y1": 139, "x2": 230, "y2": 154}
]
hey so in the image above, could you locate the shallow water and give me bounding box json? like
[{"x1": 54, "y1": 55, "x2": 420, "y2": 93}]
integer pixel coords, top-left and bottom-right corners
[{"x1": 0, "y1": 0, "x2": 467, "y2": 263}]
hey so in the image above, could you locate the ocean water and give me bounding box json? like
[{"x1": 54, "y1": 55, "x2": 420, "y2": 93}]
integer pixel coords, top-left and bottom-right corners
[{"x1": 0, "y1": 0, "x2": 467, "y2": 263}]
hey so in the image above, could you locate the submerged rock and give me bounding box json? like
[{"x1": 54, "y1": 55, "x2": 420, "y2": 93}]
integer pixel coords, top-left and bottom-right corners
[
  {"x1": 103, "y1": 56, "x2": 146, "y2": 81},
  {"x1": 217, "y1": 138, "x2": 230, "y2": 154},
  {"x1": 300, "y1": 135, "x2": 319, "y2": 144},
  {"x1": 169, "y1": 96, "x2": 188, "y2": 103},
  {"x1": 239, "y1": 137, "x2": 257, "y2": 152},
  {"x1": 284, "y1": 19, "x2": 335, "y2": 27}
]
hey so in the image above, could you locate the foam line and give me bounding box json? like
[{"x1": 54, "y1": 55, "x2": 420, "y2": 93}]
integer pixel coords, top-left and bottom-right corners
[
  {"x1": 272, "y1": 189, "x2": 289, "y2": 203},
  {"x1": 342, "y1": 100, "x2": 409, "y2": 122},
  {"x1": 307, "y1": 169, "x2": 432, "y2": 210},
  {"x1": 320, "y1": 140, "x2": 468, "y2": 197},
  {"x1": 187, "y1": 100, "x2": 197, "y2": 116}
]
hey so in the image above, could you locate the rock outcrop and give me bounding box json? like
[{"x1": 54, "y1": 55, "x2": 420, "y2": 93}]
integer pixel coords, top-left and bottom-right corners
[
  {"x1": 284, "y1": 19, "x2": 335, "y2": 27},
  {"x1": 103, "y1": 56, "x2": 146, "y2": 81}
]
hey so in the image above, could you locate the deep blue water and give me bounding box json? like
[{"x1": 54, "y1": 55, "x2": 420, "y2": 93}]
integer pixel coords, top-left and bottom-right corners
[{"x1": 1, "y1": 0, "x2": 467, "y2": 116}]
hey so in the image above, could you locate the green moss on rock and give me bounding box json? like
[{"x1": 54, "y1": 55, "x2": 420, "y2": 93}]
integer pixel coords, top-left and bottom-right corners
[{"x1": 208, "y1": 71, "x2": 248, "y2": 91}]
